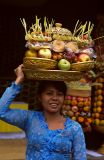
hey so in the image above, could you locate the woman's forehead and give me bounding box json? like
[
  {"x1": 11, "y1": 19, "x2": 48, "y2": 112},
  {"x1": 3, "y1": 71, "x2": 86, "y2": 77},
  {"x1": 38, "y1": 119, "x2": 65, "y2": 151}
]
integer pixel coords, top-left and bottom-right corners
[{"x1": 43, "y1": 85, "x2": 62, "y2": 92}]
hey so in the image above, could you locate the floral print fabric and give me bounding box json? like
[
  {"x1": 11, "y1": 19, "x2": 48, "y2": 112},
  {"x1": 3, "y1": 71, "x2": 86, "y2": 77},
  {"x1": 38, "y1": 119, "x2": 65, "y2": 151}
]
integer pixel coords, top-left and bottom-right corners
[{"x1": 0, "y1": 82, "x2": 87, "y2": 160}]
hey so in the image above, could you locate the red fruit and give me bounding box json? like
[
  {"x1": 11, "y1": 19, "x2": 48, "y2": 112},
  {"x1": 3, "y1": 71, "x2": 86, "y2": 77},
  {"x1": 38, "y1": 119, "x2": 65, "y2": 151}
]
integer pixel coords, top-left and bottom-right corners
[{"x1": 77, "y1": 53, "x2": 91, "y2": 62}]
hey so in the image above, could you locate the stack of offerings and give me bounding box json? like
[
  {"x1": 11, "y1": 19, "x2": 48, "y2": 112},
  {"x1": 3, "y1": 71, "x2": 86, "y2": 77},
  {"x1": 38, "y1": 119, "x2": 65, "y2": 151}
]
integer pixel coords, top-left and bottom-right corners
[
  {"x1": 62, "y1": 78, "x2": 92, "y2": 130},
  {"x1": 21, "y1": 16, "x2": 95, "y2": 81},
  {"x1": 91, "y1": 76, "x2": 104, "y2": 133}
]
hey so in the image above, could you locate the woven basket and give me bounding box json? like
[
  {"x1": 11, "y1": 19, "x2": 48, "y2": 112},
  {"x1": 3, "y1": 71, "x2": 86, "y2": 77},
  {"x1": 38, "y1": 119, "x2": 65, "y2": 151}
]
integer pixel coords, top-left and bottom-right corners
[
  {"x1": 70, "y1": 61, "x2": 95, "y2": 71},
  {"x1": 23, "y1": 57, "x2": 57, "y2": 70},
  {"x1": 23, "y1": 69, "x2": 83, "y2": 81}
]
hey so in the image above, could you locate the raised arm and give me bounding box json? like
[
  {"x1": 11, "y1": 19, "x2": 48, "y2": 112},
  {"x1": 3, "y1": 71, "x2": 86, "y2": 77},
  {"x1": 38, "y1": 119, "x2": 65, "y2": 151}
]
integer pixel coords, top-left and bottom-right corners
[{"x1": 0, "y1": 64, "x2": 28, "y2": 130}]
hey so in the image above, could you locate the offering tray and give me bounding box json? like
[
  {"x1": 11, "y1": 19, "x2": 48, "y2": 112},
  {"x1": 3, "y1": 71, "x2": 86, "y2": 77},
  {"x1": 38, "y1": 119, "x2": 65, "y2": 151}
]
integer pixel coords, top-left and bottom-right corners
[
  {"x1": 23, "y1": 68, "x2": 83, "y2": 81},
  {"x1": 71, "y1": 61, "x2": 95, "y2": 71}
]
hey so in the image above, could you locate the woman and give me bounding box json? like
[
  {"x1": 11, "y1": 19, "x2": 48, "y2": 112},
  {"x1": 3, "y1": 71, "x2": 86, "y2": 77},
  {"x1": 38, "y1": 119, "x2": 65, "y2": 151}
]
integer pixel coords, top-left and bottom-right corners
[{"x1": 0, "y1": 64, "x2": 87, "y2": 160}]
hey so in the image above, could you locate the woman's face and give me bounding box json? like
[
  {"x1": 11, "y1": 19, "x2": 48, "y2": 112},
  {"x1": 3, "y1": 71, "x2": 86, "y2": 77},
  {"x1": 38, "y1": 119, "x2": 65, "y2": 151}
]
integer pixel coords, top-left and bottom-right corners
[{"x1": 39, "y1": 85, "x2": 65, "y2": 113}]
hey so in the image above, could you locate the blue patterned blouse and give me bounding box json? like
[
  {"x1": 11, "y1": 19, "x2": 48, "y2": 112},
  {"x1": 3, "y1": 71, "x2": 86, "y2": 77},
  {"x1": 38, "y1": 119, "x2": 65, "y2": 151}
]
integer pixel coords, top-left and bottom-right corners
[{"x1": 0, "y1": 82, "x2": 87, "y2": 160}]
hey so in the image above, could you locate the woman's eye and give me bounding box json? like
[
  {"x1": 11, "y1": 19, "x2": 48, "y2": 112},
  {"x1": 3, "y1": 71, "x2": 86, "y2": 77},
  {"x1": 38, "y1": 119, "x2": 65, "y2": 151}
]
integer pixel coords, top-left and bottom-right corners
[
  {"x1": 58, "y1": 92, "x2": 64, "y2": 96},
  {"x1": 47, "y1": 92, "x2": 52, "y2": 95}
]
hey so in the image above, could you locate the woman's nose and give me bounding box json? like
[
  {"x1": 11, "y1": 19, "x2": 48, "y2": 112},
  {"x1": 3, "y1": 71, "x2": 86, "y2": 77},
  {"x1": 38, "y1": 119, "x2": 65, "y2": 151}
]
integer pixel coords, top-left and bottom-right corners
[{"x1": 52, "y1": 93, "x2": 58, "y2": 100}]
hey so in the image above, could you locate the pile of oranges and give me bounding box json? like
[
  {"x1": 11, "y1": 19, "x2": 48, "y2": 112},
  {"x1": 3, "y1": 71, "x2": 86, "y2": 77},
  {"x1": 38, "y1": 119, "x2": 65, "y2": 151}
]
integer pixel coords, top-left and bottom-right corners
[
  {"x1": 92, "y1": 77, "x2": 104, "y2": 126},
  {"x1": 62, "y1": 94, "x2": 92, "y2": 129}
]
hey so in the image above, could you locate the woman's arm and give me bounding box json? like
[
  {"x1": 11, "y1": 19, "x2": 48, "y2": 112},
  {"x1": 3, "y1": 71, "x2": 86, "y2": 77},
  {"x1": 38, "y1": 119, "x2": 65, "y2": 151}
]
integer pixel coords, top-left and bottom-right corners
[
  {"x1": 72, "y1": 122, "x2": 87, "y2": 160},
  {"x1": 0, "y1": 64, "x2": 28, "y2": 130}
]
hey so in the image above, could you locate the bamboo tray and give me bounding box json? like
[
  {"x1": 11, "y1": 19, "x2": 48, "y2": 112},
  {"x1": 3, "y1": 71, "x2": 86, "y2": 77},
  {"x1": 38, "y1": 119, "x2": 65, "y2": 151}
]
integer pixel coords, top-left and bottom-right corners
[{"x1": 23, "y1": 69, "x2": 83, "y2": 81}]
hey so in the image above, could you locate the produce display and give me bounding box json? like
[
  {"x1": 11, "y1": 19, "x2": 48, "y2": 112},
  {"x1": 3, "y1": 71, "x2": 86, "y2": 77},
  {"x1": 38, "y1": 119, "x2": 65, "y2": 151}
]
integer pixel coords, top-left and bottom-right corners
[
  {"x1": 62, "y1": 78, "x2": 92, "y2": 130},
  {"x1": 92, "y1": 76, "x2": 104, "y2": 126},
  {"x1": 21, "y1": 16, "x2": 95, "y2": 72}
]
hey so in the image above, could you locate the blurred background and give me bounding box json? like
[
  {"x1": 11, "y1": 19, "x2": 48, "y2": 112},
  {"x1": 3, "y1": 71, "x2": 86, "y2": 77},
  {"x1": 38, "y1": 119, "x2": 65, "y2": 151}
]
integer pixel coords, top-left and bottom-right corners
[{"x1": 0, "y1": 0, "x2": 104, "y2": 76}]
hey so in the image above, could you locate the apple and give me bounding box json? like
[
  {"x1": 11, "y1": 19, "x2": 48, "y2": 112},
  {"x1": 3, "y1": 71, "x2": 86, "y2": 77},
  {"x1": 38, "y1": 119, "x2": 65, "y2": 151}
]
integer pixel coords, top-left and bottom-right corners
[
  {"x1": 38, "y1": 48, "x2": 52, "y2": 59},
  {"x1": 77, "y1": 53, "x2": 91, "y2": 62},
  {"x1": 58, "y1": 59, "x2": 71, "y2": 71},
  {"x1": 67, "y1": 95, "x2": 72, "y2": 100},
  {"x1": 25, "y1": 50, "x2": 38, "y2": 57},
  {"x1": 71, "y1": 106, "x2": 78, "y2": 113},
  {"x1": 77, "y1": 97, "x2": 84, "y2": 102}
]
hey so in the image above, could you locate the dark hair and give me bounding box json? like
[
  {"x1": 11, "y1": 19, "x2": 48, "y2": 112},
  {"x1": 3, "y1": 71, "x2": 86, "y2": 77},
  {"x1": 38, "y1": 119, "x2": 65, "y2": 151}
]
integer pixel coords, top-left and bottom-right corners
[{"x1": 37, "y1": 80, "x2": 67, "y2": 96}]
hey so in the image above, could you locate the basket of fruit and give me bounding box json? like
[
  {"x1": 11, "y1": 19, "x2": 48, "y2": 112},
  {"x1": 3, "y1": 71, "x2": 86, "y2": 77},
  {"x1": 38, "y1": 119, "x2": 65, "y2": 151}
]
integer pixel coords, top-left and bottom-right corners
[
  {"x1": 23, "y1": 57, "x2": 58, "y2": 70},
  {"x1": 70, "y1": 61, "x2": 95, "y2": 71},
  {"x1": 21, "y1": 16, "x2": 96, "y2": 81}
]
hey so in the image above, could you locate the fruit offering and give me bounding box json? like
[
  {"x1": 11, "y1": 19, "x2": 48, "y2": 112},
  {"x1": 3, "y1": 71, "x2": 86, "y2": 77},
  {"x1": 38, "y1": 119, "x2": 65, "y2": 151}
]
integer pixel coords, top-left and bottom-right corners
[
  {"x1": 21, "y1": 16, "x2": 96, "y2": 71},
  {"x1": 91, "y1": 77, "x2": 104, "y2": 126},
  {"x1": 63, "y1": 94, "x2": 92, "y2": 129},
  {"x1": 62, "y1": 79, "x2": 92, "y2": 130}
]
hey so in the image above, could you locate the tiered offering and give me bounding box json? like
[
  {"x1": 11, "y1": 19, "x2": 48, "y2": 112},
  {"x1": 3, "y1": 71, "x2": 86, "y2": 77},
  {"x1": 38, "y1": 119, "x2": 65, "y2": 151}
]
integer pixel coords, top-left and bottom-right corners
[
  {"x1": 21, "y1": 16, "x2": 96, "y2": 81},
  {"x1": 62, "y1": 79, "x2": 92, "y2": 130},
  {"x1": 92, "y1": 77, "x2": 104, "y2": 127}
]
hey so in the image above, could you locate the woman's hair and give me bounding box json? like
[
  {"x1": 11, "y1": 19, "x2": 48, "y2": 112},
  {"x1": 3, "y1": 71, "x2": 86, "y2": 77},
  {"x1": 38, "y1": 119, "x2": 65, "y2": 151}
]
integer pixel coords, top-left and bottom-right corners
[{"x1": 37, "y1": 80, "x2": 67, "y2": 96}]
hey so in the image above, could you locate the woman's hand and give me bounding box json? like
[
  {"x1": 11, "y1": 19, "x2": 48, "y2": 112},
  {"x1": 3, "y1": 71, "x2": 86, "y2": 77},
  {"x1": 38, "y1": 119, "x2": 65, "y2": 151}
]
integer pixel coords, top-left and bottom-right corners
[{"x1": 14, "y1": 64, "x2": 25, "y2": 85}]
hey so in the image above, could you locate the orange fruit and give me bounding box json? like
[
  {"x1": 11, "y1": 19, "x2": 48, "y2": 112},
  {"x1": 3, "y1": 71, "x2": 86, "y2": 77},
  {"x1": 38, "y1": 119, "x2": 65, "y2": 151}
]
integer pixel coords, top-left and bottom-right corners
[
  {"x1": 77, "y1": 116, "x2": 84, "y2": 123},
  {"x1": 94, "y1": 113, "x2": 100, "y2": 118},
  {"x1": 87, "y1": 117, "x2": 92, "y2": 124},
  {"x1": 71, "y1": 116, "x2": 77, "y2": 121},
  {"x1": 97, "y1": 95, "x2": 103, "y2": 101},
  {"x1": 99, "y1": 120, "x2": 104, "y2": 126},
  {"x1": 83, "y1": 106, "x2": 90, "y2": 112},
  {"x1": 80, "y1": 78, "x2": 87, "y2": 83},
  {"x1": 71, "y1": 100, "x2": 77, "y2": 106},
  {"x1": 96, "y1": 101, "x2": 103, "y2": 107},
  {"x1": 96, "y1": 89, "x2": 103, "y2": 95},
  {"x1": 94, "y1": 119, "x2": 100, "y2": 125},
  {"x1": 57, "y1": 53, "x2": 63, "y2": 60},
  {"x1": 83, "y1": 101, "x2": 91, "y2": 106},
  {"x1": 96, "y1": 106, "x2": 102, "y2": 113},
  {"x1": 77, "y1": 101, "x2": 84, "y2": 107},
  {"x1": 52, "y1": 54, "x2": 58, "y2": 60}
]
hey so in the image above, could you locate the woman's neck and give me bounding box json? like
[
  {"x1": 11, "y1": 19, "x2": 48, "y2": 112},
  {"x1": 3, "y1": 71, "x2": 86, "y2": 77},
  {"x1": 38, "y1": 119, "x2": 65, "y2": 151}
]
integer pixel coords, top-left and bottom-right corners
[
  {"x1": 43, "y1": 111, "x2": 63, "y2": 122},
  {"x1": 43, "y1": 111, "x2": 66, "y2": 130}
]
